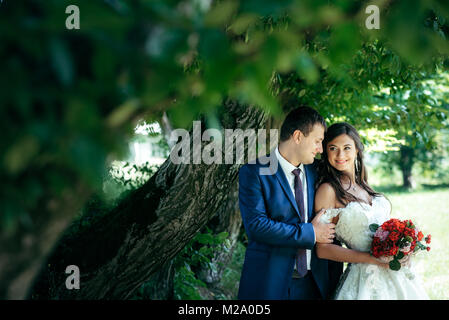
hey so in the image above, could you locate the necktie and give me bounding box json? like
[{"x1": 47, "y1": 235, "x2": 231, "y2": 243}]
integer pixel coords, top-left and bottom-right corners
[{"x1": 292, "y1": 168, "x2": 307, "y2": 277}]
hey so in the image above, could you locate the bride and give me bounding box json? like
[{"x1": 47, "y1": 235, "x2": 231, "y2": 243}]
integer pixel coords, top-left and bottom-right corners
[{"x1": 315, "y1": 122, "x2": 429, "y2": 300}]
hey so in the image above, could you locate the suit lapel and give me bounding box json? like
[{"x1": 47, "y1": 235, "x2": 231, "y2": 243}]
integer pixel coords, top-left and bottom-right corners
[
  {"x1": 274, "y1": 165, "x2": 300, "y2": 216},
  {"x1": 264, "y1": 151, "x2": 313, "y2": 220}
]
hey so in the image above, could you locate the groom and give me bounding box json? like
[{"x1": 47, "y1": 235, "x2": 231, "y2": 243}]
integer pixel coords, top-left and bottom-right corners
[{"x1": 237, "y1": 106, "x2": 343, "y2": 300}]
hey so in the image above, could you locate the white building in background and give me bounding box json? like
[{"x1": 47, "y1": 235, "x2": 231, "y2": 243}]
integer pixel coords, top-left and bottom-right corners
[
  {"x1": 130, "y1": 136, "x2": 166, "y2": 166},
  {"x1": 104, "y1": 121, "x2": 168, "y2": 198},
  {"x1": 129, "y1": 121, "x2": 168, "y2": 166}
]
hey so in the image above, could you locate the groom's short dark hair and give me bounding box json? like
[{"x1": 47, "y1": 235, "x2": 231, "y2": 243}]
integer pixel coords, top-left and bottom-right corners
[{"x1": 280, "y1": 106, "x2": 326, "y2": 142}]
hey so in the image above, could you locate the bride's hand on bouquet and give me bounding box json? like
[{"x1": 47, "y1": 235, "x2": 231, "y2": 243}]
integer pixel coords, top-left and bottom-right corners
[
  {"x1": 398, "y1": 254, "x2": 412, "y2": 268},
  {"x1": 375, "y1": 259, "x2": 390, "y2": 269},
  {"x1": 368, "y1": 255, "x2": 389, "y2": 269}
]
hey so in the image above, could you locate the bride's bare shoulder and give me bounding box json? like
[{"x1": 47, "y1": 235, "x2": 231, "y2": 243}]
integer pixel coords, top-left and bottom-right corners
[
  {"x1": 315, "y1": 183, "x2": 337, "y2": 208},
  {"x1": 316, "y1": 182, "x2": 337, "y2": 200},
  {"x1": 315, "y1": 183, "x2": 341, "y2": 224}
]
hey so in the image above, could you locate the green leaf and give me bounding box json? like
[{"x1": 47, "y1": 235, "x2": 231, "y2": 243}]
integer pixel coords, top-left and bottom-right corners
[
  {"x1": 369, "y1": 223, "x2": 379, "y2": 232},
  {"x1": 204, "y1": 0, "x2": 239, "y2": 27},
  {"x1": 195, "y1": 233, "x2": 214, "y2": 244},
  {"x1": 229, "y1": 14, "x2": 258, "y2": 35},
  {"x1": 198, "y1": 246, "x2": 210, "y2": 256},
  {"x1": 106, "y1": 99, "x2": 139, "y2": 128},
  {"x1": 4, "y1": 135, "x2": 40, "y2": 174},
  {"x1": 216, "y1": 231, "x2": 229, "y2": 243},
  {"x1": 396, "y1": 251, "x2": 404, "y2": 260},
  {"x1": 294, "y1": 51, "x2": 319, "y2": 84},
  {"x1": 50, "y1": 37, "x2": 74, "y2": 86},
  {"x1": 389, "y1": 259, "x2": 401, "y2": 271}
]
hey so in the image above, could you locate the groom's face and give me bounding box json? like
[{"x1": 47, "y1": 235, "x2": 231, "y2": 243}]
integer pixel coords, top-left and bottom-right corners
[{"x1": 295, "y1": 123, "x2": 325, "y2": 164}]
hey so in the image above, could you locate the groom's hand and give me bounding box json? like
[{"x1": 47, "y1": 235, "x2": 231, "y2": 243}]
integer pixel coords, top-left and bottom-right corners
[{"x1": 311, "y1": 209, "x2": 336, "y2": 244}]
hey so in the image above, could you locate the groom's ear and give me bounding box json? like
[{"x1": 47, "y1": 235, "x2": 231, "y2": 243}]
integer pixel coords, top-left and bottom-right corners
[{"x1": 292, "y1": 129, "x2": 303, "y2": 144}]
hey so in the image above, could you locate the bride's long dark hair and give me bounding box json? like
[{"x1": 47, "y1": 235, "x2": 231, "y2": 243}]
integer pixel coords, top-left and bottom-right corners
[{"x1": 316, "y1": 122, "x2": 382, "y2": 206}]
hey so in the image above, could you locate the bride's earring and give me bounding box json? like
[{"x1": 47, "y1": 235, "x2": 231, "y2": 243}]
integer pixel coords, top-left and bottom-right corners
[{"x1": 355, "y1": 159, "x2": 359, "y2": 174}]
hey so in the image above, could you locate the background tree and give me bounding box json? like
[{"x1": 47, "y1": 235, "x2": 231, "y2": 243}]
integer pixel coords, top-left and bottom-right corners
[{"x1": 372, "y1": 74, "x2": 449, "y2": 188}]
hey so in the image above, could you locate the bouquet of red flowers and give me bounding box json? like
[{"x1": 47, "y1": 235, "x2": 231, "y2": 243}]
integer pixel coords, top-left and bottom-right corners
[{"x1": 369, "y1": 218, "x2": 431, "y2": 271}]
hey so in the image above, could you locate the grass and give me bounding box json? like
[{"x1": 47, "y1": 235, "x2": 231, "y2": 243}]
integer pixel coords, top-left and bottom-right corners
[{"x1": 223, "y1": 184, "x2": 449, "y2": 300}]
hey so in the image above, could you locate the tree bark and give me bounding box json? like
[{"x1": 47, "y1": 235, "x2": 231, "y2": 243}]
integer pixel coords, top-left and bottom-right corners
[
  {"x1": 29, "y1": 99, "x2": 268, "y2": 299},
  {"x1": 196, "y1": 114, "x2": 280, "y2": 297},
  {"x1": 196, "y1": 183, "x2": 241, "y2": 285},
  {"x1": 140, "y1": 259, "x2": 175, "y2": 300}
]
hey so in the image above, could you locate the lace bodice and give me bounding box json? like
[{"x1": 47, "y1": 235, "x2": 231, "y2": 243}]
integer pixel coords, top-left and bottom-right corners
[{"x1": 320, "y1": 196, "x2": 391, "y2": 252}]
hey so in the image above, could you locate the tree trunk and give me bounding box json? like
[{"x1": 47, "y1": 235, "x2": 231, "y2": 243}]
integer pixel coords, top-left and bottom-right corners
[
  {"x1": 196, "y1": 114, "x2": 280, "y2": 298},
  {"x1": 29, "y1": 99, "x2": 268, "y2": 299},
  {"x1": 196, "y1": 183, "x2": 241, "y2": 287},
  {"x1": 140, "y1": 259, "x2": 175, "y2": 300},
  {"x1": 400, "y1": 145, "x2": 415, "y2": 189}
]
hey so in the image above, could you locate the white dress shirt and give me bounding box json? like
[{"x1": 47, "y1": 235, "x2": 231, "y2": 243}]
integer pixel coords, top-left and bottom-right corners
[{"x1": 275, "y1": 146, "x2": 313, "y2": 270}]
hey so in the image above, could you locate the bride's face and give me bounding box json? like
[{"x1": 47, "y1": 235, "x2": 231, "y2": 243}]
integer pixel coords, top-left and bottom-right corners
[{"x1": 326, "y1": 134, "x2": 358, "y2": 174}]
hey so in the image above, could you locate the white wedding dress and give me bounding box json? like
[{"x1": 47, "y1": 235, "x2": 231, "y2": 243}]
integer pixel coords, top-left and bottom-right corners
[{"x1": 321, "y1": 195, "x2": 429, "y2": 300}]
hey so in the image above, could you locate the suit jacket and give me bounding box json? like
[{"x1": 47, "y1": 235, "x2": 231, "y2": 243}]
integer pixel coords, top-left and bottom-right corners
[{"x1": 237, "y1": 153, "x2": 343, "y2": 299}]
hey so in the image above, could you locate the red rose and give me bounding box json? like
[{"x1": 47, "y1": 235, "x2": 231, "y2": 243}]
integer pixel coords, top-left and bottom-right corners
[
  {"x1": 417, "y1": 231, "x2": 424, "y2": 241},
  {"x1": 404, "y1": 228, "x2": 415, "y2": 238},
  {"x1": 390, "y1": 246, "x2": 399, "y2": 256},
  {"x1": 425, "y1": 235, "x2": 431, "y2": 244},
  {"x1": 426, "y1": 247, "x2": 431, "y2": 252}
]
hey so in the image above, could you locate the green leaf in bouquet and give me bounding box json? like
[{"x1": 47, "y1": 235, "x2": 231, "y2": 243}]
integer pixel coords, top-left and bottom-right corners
[
  {"x1": 405, "y1": 236, "x2": 413, "y2": 242},
  {"x1": 369, "y1": 223, "x2": 379, "y2": 233},
  {"x1": 417, "y1": 242, "x2": 426, "y2": 250},
  {"x1": 396, "y1": 251, "x2": 404, "y2": 260},
  {"x1": 398, "y1": 238, "x2": 409, "y2": 247},
  {"x1": 389, "y1": 259, "x2": 401, "y2": 271}
]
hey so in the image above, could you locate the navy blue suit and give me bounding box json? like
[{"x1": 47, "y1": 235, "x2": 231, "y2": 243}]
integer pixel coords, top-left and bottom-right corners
[{"x1": 237, "y1": 153, "x2": 343, "y2": 300}]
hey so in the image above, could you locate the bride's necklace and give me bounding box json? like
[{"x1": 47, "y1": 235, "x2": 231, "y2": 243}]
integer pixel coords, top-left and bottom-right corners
[{"x1": 348, "y1": 182, "x2": 358, "y2": 192}]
